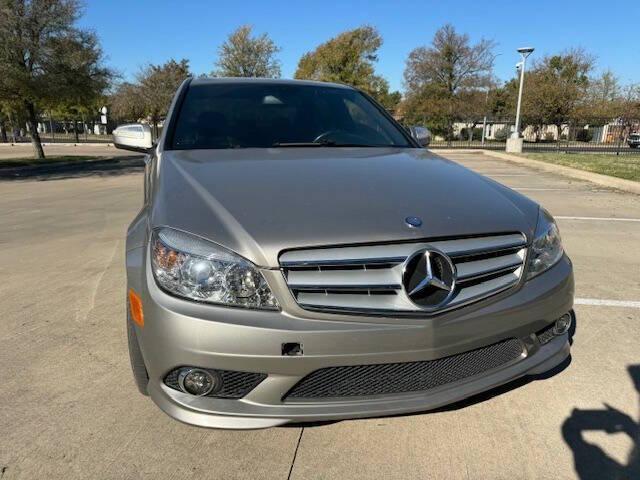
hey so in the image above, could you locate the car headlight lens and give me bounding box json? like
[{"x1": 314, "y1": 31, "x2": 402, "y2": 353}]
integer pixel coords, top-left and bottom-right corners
[
  {"x1": 526, "y1": 208, "x2": 564, "y2": 280},
  {"x1": 151, "y1": 227, "x2": 279, "y2": 309}
]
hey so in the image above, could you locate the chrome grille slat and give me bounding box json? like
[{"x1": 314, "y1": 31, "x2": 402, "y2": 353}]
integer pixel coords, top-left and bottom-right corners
[
  {"x1": 296, "y1": 292, "x2": 413, "y2": 311},
  {"x1": 429, "y1": 234, "x2": 526, "y2": 256},
  {"x1": 452, "y1": 268, "x2": 522, "y2": 304},
  {"x1": 293, "y1": 285, "x2": 401, "y2": 292},
  {"x1": 286, "y1": 265, "x2": 402, "y2": 290},
  {"x1": 456, "y1": 264, "x2": 520, "y2": 284},
  {"x1": 280, "y1": 234, "x2": 527, "y2": 315},
  {"x1": 456, "y1": 249, "x2": 526, "y2": 280},
  {"x1": 280, "y1": 257, "x2": 405, "y2": 268},
  {"x1": 279, "y1": 234, "x2": 525, "y2": 266}
]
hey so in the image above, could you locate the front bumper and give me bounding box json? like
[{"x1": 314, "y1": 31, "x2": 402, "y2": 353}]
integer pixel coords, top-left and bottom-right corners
[{"x1": 127, "y1": 247, "x2": 574, "y2": 429}]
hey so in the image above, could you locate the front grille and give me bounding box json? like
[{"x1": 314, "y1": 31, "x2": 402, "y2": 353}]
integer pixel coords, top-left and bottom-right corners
[
  {"x1": 285, "y1": 338, "x2": 524, "y2": 400},
  {"x1": 164, "y1": 368, "x2": 267, "y2": 398},
  {"x1": 280, "y1": 234, "x2": 527, "y2": 315}
]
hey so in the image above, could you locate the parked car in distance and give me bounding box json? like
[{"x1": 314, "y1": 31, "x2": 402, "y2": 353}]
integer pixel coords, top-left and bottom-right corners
[
  {"x1": 115, "y1": 78, "x2": 574, "y2": 429},
  {"x1": 627, "y1": 133, "x2": 640, "y2": 148}
]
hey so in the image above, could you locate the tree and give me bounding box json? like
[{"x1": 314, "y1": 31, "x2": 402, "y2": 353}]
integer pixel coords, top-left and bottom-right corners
[
  {"x1": 0, "y1": 103, "x2": 9, "y2": 142},
  {"x1": 457, "y1": 89, "x2": 492, "y2": 141},
  {"x1": 0, "y1": 0, "x2": 111, "y2": 159},
  {"x1": 214, "y1": 25, "x2": 281, "y2": 78},
  {"x1": 294, "y1": 26, "x2": 396, "y2": 105},
  {"x1": 486, "y1": 85, "x2": 516, "y2": 120},
  {"x1": 378, "y1": 90, "x2": 402, "y2": 112},
  {"x1": 137, "y1": 59, "x2": 190, "y2": 137},
  {"x1": 520, "y1": 49, "x2": 594, "y2": 136},
  {"x1": 619, "y1": 83, "x2": 640, "y2": 119},
  {"x1": 403, "y1": 24, "x2": 496, "y2": 141},
  {"x1": 589, "y1": 70, "x2": 621, "y2": 103},
  {"x1": 0, "y1": 101, "x2": 24, "y2": 142},
  {"x1": 109, "y1": 82, "x2": 146, "y2": 123}
]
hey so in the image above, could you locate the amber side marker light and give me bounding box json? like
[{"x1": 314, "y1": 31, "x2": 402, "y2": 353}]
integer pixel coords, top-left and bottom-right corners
[{"x1": 129, "y1": 289, "x2": 144, "y2": 327}]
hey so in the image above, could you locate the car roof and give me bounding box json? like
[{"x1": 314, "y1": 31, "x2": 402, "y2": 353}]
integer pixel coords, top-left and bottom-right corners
[{"x1": 189, "y1": 77, "x2": 355, "y2": 90}]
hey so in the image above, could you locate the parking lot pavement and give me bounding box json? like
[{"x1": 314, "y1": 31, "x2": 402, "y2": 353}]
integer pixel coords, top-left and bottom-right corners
[{"x1": 1, "y1": 152, "x2": 638, "y2": 479}]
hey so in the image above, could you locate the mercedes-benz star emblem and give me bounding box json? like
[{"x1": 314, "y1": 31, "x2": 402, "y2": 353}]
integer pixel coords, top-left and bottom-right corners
[
  {"x1": 405, "y1": 216, "x2": 423, "y2": 228},
  {"x1": 402, "y1": 248, "x2": 456, "y2": 310}
]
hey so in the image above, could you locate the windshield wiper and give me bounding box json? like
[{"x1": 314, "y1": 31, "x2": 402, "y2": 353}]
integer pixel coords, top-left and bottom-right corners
[{"x1": 272, "y1": 142, "x2": 332, "y2": 147}]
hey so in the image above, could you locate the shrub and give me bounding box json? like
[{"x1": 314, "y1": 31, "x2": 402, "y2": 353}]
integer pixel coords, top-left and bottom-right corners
[
  {"x1": 544, "y1": 132, "x2": 555, "y2": 142},
  {"x1": 460, "y1": 127, "x2": 484, "y2": 141},
  {"x1": 493, "y1": 126, "x2": 510, "y2": 142},
  {"x1": 575, "y1": 129, "x2": 593, "y2": 142}
]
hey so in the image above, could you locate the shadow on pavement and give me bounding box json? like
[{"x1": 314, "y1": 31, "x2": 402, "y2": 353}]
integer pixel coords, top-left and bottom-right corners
[
  {"x1": 0, "y1": 156, "x2": 144, "y2": 181},
  {"x1": 562, "y1": 365, "x2": 640, "y2": 480}
]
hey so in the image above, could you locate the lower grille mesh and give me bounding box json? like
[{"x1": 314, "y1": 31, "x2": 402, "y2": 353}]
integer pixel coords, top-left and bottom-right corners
[
  {"x1": 164, "y1": 368, "x2": 266, "y2": 398},
  {"x1": 285, "y1": 338, "x2": 524, "y2": 399}
]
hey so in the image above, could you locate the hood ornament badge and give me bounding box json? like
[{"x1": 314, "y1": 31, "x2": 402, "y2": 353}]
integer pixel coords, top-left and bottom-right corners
[
  {"x1": 405, "y1": 216, "x2": 423, "y2": 228},
  {"x1": 402, "y1": 248, "x2": 456, "y2": 310}
]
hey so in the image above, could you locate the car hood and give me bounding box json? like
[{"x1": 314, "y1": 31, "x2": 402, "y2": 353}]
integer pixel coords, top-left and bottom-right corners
[{"x1": 151, "y1": 148, "x2": 538, "y2": 267}]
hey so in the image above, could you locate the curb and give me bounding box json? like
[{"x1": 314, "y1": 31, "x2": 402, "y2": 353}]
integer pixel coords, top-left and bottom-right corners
[
  {"x1": 430, "y1": 148, "x2": 488, "y2": 154},
  {"x1": 481, "y1": 150, "x2": 640, "y2": 195}
]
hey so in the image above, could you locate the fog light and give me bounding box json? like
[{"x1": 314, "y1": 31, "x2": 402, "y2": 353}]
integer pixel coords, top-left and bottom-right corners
[
  {"x1": 553, "y1": 313, "x2": 572, "y2": 335},
  {"x1": 178, "y1": 368, "x2": 219, "y2": 396}
]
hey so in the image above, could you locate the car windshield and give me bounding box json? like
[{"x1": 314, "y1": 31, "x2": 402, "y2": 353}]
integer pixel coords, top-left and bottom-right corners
[{"x1": 169, "y1": 82, "x2": 412, "y2": 150}]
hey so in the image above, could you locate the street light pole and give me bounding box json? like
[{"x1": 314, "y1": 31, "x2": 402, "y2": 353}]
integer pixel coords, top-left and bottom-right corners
[
  {"x1": 481, "y1": 88, "x2": 489, "y2": 146},
  {"x1": 512, "y1": 47, "x2": 534, "y2": 139}
]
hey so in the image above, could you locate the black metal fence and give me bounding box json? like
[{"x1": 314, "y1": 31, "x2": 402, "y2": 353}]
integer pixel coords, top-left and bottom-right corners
[
  {"x1": 3, "y1": 113, "x2": 639, "y2": 155},
  {"x1": 0, "y1": 116, "x2": 114, "y2": 144},
  {"x1": 427, "y1": 117, "x2": 640, "y2": 154}
]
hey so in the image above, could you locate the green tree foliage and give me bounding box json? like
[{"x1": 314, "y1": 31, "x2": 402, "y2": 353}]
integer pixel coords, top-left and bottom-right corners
[
  {"x1": 486, "y1": 85, "x2": 515, "y2": 120},
  {"x1": 520, "y1": 49, "x2": 594, "y2": 131},
  {"x1": 0, "y1": 0, "x2": 111, "y2": 158},
  {"x1": 492, "y1": 56, "x2": 639, "y2": 137},
  {"x1": 0, "y1": 103, "x2": 10, "y2": 142},
  {"x1": 109, "y1": 82, "x2": 146, "y2": 123},
  {"x1": 402, "y1": 24, "x2": 496, "y2": 140},
  {"x1": 137, "y1": 59, "x2": 190, "y2": 135},
  {"x1": 294, "y1": 26, "x2": 400, "y2": 109},
  {"x1": 214, "y1": 25, "x2": 281, "y2": 78},
  {"x1": 378, "y1": 89, "x2": 402, "y2": 112},
  {"x1": 108, "y1": 59, "x2": 189, "y2": 138}
]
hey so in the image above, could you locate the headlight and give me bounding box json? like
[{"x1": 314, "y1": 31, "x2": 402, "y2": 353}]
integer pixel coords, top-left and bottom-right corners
[
  {"x1": 150, "y1": 227, "x2": 279, "y2": 310},
  {"x1": 526, "y1": 208, "x2": 564, "y2": 280}
]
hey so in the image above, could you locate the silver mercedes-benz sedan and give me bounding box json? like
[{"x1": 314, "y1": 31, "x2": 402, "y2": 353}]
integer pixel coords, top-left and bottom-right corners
[{"x1": 115, "y1": 78, "x2": 574, "y2": 429}]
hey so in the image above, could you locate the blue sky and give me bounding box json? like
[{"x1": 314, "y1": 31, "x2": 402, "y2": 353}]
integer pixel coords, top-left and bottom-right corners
[{"x1": 79, "y1": 0, "x2": 638, "y2": 92}]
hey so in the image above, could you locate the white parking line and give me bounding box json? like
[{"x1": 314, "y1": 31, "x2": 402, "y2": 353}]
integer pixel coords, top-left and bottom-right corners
[
  {"x1": 575, "y1": 298, "x2": 640, "y2": 308},
  {"x1": 556, "y1": 216, "x2": 640, "y2": 223}
]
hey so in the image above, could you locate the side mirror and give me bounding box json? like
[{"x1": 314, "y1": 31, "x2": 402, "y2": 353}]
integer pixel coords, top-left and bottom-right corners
[
  {"x1": 409, "y1": 126, "x2": 431, "y2": 147},
  {"x1": 113, "y1": 124, "x2": 153, "y2": 153}
]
